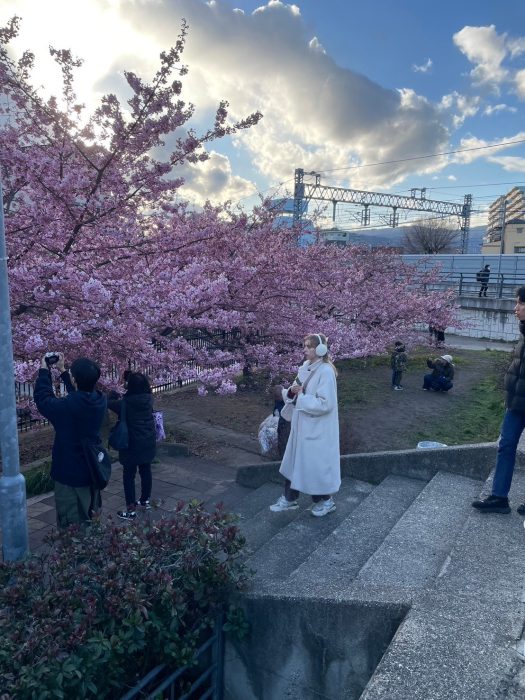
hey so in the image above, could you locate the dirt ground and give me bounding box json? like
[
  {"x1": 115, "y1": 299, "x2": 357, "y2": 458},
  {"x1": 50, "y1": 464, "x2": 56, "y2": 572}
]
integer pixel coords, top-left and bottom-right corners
[
  {"x1": 16, "y1": 347, "x2": 509, "y2": 466},
  {"x1": 155, "y1": 347, "x2": 508, "y2": 456}
]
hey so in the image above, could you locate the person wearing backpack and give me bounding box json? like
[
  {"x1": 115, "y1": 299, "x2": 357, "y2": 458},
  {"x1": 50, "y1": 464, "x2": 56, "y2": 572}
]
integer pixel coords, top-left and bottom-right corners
[
  {"x1": 108, "y1": 371, "x2": 156, "y2": 520},
  {"x1": 477, "y1": 264, "x2": 490, "y2": 297},
  {"x1": 34, "y1": 355, "x2": 106, "y2": 528}
]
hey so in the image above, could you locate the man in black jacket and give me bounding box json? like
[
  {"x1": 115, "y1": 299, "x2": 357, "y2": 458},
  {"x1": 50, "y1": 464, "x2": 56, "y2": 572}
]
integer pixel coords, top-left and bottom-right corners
[
  {"x1": 34, "y1": 354, "x2": 106, "y2": 528},
  {"x1": 473, "y1": 286, "x2": 525, "y2": 514},
  {"x1": 478, "y1": 264, "x2": 490, "y2": 297}
]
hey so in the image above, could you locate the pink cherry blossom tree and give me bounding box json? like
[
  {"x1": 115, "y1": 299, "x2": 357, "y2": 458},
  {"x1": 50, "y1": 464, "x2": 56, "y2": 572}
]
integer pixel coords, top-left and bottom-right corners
[{"x1": 0, "y1": 16, "x2": 458, "y2": 398}]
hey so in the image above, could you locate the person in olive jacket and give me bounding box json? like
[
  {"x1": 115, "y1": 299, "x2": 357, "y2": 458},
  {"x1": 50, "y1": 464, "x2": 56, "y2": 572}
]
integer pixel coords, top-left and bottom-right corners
[
  {"x1": 108, "y1": 371, "x2": 156, "y2": 520},
  {"x1": 473, "y1": 286, "x2": 525, "y2": 514}
]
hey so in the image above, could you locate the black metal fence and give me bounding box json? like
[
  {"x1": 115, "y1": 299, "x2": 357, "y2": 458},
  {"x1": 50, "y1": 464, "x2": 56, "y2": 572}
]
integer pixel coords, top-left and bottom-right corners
[
  {"x1": 15, "y1": 329, "x2": 261, "y2": 433},
  {"x1": 120, "y1": 614, "x2": 224, "y2": 700},
  {"x1": 427, "y1": 271, "x2": 525, "y2": 299}
]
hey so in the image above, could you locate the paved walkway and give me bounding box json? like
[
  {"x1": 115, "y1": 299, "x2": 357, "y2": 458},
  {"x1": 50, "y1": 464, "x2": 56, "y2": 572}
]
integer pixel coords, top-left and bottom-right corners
[
  {"x1": 446, "y1": 333, "x2": 514, "y2": 352},
  {"x1": 22, "y1": 449, "x2": 251, "y2": 553}
]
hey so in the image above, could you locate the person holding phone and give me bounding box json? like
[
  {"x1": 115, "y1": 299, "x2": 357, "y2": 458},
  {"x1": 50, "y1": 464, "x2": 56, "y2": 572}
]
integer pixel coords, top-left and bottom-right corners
[{"x1": 269, "y1": 333, "x2": 341, "y2": 517}]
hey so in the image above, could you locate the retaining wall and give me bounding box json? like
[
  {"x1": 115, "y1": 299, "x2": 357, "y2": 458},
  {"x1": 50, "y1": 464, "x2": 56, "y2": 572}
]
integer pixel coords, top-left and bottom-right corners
[{"x1": 236, "y1": 442, "x2": 520, "y2": 489}]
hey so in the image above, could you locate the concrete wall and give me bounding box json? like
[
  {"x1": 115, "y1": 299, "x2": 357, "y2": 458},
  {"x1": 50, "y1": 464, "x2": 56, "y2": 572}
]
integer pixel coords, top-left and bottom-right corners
[
  {"x1": 448, "y1": 296, "x2": 520, "y2": 342},
  {"x1": 236, "y1": 442, "x2": 511, "y2": 490},
  {"x1": 224, "y1": 596, "x2": 408, "y2": 700}
]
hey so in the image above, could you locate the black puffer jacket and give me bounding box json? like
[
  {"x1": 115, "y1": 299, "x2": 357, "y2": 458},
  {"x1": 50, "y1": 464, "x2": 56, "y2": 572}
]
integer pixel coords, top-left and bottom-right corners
[
  {"x1": 108, "y1": 393, "x2": 156, "y2": 467},
  {"x1": 504, "y1": 321, "x2": 525, "y2": 412}
]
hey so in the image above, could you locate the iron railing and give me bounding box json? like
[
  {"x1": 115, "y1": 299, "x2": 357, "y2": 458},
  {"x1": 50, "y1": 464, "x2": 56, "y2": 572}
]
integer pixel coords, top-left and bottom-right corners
[
  {"x1": 15, "y1": 329, "x2": 257, "y2": 432},
  {"x1": 427, "y1": 272, "x2": 525, "y2": 299},
  {"x1": 120, "y1": 614, "x2": 224, "y2": 700}
]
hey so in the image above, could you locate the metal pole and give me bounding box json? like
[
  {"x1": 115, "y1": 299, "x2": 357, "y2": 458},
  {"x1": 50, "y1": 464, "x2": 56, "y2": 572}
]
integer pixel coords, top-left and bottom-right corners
[
  {"x1": 496, "y1": 198, "x2": 506, "y2": 286},
  {"x1": 0, "y1": 180, "x2": 29, "y2": 561}
]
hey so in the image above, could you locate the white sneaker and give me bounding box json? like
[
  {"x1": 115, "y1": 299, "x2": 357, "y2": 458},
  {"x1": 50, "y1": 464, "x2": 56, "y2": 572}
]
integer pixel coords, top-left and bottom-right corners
[
  {"x1": 394, "y1": 386, "x2": 403, "y2": 391},
  {"x1": 311, "y1": 498, "x2": 336, "y2": 517},
  {"x1": 269, "y1": 495, "x2": 299, "y2": 512}
]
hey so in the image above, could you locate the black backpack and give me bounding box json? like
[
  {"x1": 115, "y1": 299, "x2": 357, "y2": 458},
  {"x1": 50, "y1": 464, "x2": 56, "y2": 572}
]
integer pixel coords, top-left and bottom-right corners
[{"x1": 476, "y1": 270, "x2": 483, "y2": 282}]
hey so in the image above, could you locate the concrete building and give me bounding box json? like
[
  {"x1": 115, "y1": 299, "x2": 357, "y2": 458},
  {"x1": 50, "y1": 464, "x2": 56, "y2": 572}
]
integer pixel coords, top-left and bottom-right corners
[{"x1": 482, "y1": 186, "x2": 525, "y2": 254}]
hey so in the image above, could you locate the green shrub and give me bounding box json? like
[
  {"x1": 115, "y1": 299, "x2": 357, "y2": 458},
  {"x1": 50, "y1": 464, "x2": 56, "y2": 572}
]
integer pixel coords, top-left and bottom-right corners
[
  {"x1": 0, "y1": 501, "x2": 248, "y2": 699},
  {"x1": 23, "y1": 461, "x2": 54, "y2": 498}
]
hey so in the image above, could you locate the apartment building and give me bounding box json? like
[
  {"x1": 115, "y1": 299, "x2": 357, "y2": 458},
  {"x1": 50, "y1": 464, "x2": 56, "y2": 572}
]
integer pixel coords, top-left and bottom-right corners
[{"x1": 482, "y1": 186, "x2": 525, "y2": 254}]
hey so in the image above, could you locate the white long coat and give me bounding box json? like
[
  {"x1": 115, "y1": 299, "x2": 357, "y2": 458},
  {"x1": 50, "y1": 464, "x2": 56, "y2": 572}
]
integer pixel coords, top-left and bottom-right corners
[{"x1": 279, "y1": 360, "x2": 341, "y2": 495}]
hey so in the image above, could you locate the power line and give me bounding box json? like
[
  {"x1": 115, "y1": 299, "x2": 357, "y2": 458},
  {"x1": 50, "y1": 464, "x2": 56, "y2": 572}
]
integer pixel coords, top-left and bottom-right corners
[
  {"x1": 313, "y1": 137, "x2": 525, "y2": 175},
  {"x1": 416, "y1": 180, "x2": 525, "y2": 191}
]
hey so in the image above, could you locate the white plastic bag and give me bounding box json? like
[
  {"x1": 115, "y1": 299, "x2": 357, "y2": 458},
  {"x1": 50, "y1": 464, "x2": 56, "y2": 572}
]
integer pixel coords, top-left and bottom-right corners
[{"x1": 258, "y1": 413, "x2": 279, "y2": 458}]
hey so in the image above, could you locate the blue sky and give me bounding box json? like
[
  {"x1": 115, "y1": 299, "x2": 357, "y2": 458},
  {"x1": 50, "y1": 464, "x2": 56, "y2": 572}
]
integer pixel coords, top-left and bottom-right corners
[{"x1": 1, "y1": 0, "x2": 525, "y2": 228}]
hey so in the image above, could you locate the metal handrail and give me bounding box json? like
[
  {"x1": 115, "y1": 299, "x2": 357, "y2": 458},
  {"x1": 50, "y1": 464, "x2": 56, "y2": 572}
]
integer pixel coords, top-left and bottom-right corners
[
  {"x1": 120, "y1": 613, "x2": 224, "y2": 700},
  {"x1": 427, "y1": 271, "x2": 525, "y2": 299}
]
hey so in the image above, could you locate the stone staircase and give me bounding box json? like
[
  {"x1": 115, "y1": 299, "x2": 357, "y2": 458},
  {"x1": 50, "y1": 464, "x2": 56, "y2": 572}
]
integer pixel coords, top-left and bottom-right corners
[{"x1": 222, "y1": 465, "x2": 525, "y2": 700}]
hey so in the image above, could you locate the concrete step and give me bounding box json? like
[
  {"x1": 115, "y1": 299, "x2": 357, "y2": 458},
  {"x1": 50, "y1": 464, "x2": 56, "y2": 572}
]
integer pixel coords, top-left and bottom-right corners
[
  {"x1": 358, "y1": 469, "x2": 525, "y2": 700},
  {"x1": 239, "y1": 484, "x2": 316, "y2": 557},
  {"x1": 360, "y1": 597, "x2": 519, "y2": 700},
  {"x1": 354, "y1": 471, "x2": 483, "y2": 590},
  {"x1": 435, "y1": 467, "x2": 525, "y2": 603},
  {"x1": 286, "y1": 474, "x2": 427, "y2": 596},
  {"x1": 232, "y1": 482, "x2": 286, "y2": 520},
  {"x1": 201, "y1": 481, "x2": 255, "y2": 512},
  {"x1": 245, "y1": 478, "x2": 374, "y2": 586}
]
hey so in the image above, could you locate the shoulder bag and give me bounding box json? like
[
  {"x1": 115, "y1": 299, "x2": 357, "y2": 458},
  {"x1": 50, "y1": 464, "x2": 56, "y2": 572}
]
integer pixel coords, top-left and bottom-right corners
[
  {"x1": 280, "y1": 366, "x2": 320, "y2": 422},
  {"x1": 153, "y1": 410, "x2": 166, "y2": 442},
  {"x1": 81, "y1": 437, "x2": 112, "y2": 490}
]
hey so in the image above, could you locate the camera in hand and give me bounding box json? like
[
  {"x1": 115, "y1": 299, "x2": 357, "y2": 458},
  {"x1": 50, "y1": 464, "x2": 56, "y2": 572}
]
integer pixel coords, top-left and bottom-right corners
[{"x1": 44, "y1": 352, "x2": 60, "y2": 367}]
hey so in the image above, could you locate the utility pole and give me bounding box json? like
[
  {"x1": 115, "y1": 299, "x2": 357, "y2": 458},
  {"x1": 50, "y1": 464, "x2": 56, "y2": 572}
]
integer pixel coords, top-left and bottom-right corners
[
  {"x1": 0, "y1": 180, "x2": 29, "y2": 561},
  {"x1": 496, "y1": 198, "x2": 507, "y2": 284}
]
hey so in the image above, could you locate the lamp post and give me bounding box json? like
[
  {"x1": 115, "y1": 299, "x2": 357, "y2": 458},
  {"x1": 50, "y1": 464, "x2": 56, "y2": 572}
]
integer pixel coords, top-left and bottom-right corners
[{"x1": 0, "y1": 180, "x2": 29, "y2": 561}]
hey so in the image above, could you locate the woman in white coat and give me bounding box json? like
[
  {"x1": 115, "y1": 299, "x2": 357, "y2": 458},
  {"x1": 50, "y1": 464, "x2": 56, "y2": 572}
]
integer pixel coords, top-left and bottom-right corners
[{"x1": 270, "y1": 333, "x2": 341, "y2": 517}]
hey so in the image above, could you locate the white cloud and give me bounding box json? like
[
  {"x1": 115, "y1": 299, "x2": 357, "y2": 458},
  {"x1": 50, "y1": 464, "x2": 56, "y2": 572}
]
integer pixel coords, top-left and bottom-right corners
[
  {"x1": 484, "y1": 103, "x2": 518, "y2": 115},
  {"x1": 0, "y1": 0, "x2": 159, "y2": 111},
  {"x1": 177, "y1": 151, "x2": 258, "y2": 205},
  {"x1": 308, "y1": 36, "x2": 326, "y2": 54},
  {"x1": 447, "y1": 175, "x2": 457, "y2": 181},
  {"x1": 452, "y1": 132, "x2": 525, "y2": 165},
  {"x1": 439, "y1": 92, "x2": 480, "y2": 128},
  {"x1": 453, "y1": 25, "x2": 509, "y2": 88},
  {"x1": 516, "y1": 69, "x2": 525, "y2": 100},
  {"x1": 118, "y1": 0, "x2": 450, "y2": 190},
  {"x1": 486, "y1": 155, "x2": 525, "y2": 172},
  {"x1": 453, "y1": 24, "x2": 525, "y2": 100},
  {"x1": 412, "y1": 58, "x2": 432, "y2": 74},
  {"x1": 15, "y1": 1, "x2": 522, "y2": 199}
]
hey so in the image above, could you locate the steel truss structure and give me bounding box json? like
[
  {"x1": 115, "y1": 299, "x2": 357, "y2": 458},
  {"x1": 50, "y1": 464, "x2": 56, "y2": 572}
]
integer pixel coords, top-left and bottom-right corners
[{"x1": 293, "y1": 169, "x2": 473, "y2": 253}]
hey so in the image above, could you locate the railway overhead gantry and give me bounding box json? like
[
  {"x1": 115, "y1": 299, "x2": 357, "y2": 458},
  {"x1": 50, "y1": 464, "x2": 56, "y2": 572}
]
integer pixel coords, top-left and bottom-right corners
[{"x1": 293, "y1": 168, "x2": 473, "y2": 253}]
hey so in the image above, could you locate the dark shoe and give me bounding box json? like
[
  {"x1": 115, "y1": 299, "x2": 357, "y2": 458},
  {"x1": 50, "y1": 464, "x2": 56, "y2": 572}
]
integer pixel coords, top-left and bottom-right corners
[
  {"x1": 117, "y1": 510, "x2": 137, "y2": 520},
  {"x1": 136, "y1": 499, "x2": 152, "y2": 510},
  {"x1": 517, "y1": 503, "x2": 525, "y2": 515},
  {"x1": 472, "y1": 495, "x2": 510, "y2": 514}
]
